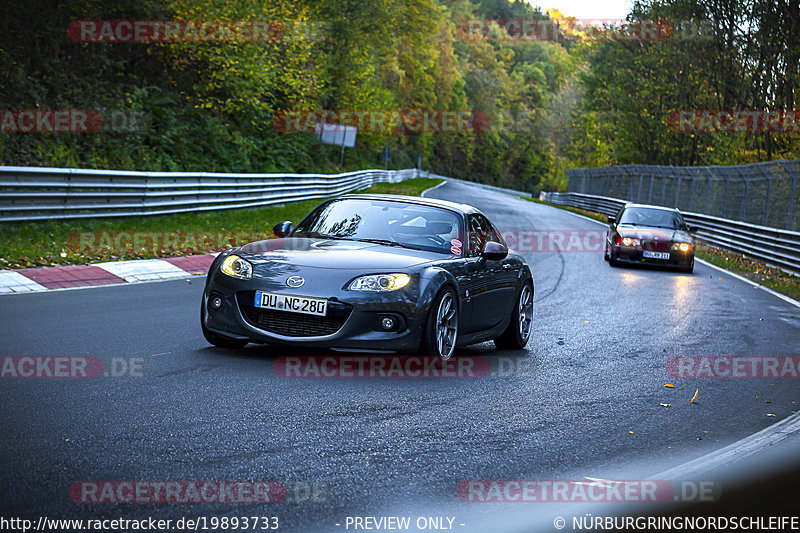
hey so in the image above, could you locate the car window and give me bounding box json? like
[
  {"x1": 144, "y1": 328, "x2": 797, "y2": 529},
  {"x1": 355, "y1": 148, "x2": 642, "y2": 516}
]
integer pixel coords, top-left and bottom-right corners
[
  {"x1": 467, "y1": 214, "x2": 504, "y2": 255},
  {"x1": 619, "y1": 207, "x2": 684, "y2": 229},
  {"x1": 293, "y1": 198, "x2": 463, "y2": 254}
]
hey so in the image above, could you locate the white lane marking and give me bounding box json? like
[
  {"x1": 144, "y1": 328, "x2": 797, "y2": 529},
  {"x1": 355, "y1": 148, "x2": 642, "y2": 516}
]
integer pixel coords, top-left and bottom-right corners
[
  {"x1": 94, "y1": 259, "x2": 188, "y2": 282},
  {"x1": 536, "y1": 201, "x2": 800, "y2": 308},
  {"x1": 695, "y1": 258, "x2": 800, "y2": 309},
  {"x1": 0, "y1": 270, "x2": 47, "y2": 293},
  {"x1": 420, "y1": 179, "x2": 448, "y2": 197},
  {"x1": 0, "y1": 274, "x2": 207, "y2": 296},
  {"x1": 655, "y1": 411, "x2": 800, "y2": 480}
]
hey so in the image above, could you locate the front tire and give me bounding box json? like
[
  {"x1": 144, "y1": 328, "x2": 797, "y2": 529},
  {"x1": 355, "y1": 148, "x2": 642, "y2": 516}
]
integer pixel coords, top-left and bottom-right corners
[
  {"x1": 201, "y1": 301, "x2": 249, "y2": 349},
  {"x1": 421, "y1": 288, "x2": 458, "y2": 360},
  {"x1": 495, "y1": 282, "x2": 533, "y2": 350}
]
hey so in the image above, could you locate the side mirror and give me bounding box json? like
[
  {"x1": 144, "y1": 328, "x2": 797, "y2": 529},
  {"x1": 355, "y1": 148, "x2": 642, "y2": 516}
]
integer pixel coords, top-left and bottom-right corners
[
  {"x1": 272, "y1": 221, "x2": 293, "y2": 238},
  {"x1": 481, "y1": 241, "x2": 508, "y2": 261},
  {"x1": 608, "y1": 215, "x2": 616, "y2": 225},
  {"x1": 687, "y1": 225, "x2": 698, "y2": 234}
]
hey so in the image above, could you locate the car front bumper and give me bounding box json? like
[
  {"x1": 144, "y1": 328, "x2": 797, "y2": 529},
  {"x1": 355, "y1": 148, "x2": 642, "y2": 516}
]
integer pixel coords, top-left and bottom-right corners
[
  {"x1": 203, "y1": 271, "x2": 429, "y2": 353},
  {"x1": 612, "y1": 246, "x2": 694, "y2": 269}
]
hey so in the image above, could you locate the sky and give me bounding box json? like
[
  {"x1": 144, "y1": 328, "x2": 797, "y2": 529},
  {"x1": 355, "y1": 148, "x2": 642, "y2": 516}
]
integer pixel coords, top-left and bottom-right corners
[{"x1": 527, "y1": 0, "x2": 635, "y2": 20}]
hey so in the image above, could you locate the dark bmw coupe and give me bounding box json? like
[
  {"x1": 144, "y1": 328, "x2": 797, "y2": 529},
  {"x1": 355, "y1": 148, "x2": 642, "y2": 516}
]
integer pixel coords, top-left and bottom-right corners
[
  {"x1": 201, "y1": 194, "x2": 534, "y2": 358},
  {"x1": 604, "y1": 203, "x2": 697, "y2": 272}
]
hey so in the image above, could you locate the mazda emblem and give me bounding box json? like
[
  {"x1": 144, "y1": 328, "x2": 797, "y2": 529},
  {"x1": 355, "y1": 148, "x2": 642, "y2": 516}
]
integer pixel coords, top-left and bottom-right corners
[{"x1": 286, "y1": 276, "x2": 305, "y2": 288}]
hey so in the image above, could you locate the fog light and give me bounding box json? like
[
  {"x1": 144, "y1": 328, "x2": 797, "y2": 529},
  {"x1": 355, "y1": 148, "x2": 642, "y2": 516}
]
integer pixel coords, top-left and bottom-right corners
[
  {"x1": 381, "y1": 316, "x2": 396, "y2": 330},
  {"x1": 210, "y1": 296, "x2": 223, "y2": 310}
]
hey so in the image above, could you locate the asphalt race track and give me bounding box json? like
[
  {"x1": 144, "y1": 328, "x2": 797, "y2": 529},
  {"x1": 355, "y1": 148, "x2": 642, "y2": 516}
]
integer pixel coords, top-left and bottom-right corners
[{"x1": 1, "y1": 180, "x2": 799, "y2": 532}]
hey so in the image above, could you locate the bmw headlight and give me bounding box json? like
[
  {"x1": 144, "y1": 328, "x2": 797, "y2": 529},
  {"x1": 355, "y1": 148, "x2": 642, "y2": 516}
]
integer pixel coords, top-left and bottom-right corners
[
  {"x1": 220, "y1": 254, "x2": 253, "y2": 279},
  {"x1": 619, "y1": 237, "x2": 641, "y2": 247},
  {"x1": 348, "y1": 273, "x2": 410, "y2": 292},
  {"x1": 672, "y1": 242, "x2": 692, "y2": 252}
]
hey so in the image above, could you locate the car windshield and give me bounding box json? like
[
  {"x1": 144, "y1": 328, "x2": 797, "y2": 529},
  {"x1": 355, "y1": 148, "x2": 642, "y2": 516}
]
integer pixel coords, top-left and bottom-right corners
[
  {"x1": 293, "y1": 198, "x2": 463, "y2": 255},
  {"x1": 619, "y1": 207, "x2": 684, "y2": 229}
]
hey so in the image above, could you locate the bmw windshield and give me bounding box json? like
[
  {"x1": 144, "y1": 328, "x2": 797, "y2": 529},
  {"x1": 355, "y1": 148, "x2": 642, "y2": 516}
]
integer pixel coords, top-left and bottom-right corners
[{"x1": 619, "y1": 207, "x2": 686, "y2": 230}]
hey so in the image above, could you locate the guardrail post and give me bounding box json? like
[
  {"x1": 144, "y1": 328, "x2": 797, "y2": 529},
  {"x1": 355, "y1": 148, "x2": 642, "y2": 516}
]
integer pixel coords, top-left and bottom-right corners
[{"x1": 65, "y1": 170, "x2": 72, "y2": 214}]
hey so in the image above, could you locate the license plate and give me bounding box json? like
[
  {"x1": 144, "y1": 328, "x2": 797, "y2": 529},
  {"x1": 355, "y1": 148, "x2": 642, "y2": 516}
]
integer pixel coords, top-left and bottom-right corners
[
  {"x1": 643, "y1": 251, "x2": 670, "y2": 260},
  {"x1": 254, "y1": 291, "x2": 327, "y2": 316}
]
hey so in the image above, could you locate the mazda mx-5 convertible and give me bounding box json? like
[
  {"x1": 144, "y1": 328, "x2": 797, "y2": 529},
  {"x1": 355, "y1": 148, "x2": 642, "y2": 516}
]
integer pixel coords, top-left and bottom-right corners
[{"x1": 201, "y1": 194, "x2": 534, "y2": 359}]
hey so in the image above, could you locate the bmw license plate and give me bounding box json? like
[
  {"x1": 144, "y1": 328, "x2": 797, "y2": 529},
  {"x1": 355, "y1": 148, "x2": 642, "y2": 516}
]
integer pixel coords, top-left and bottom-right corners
[
  {"x1": 643, "y1": 251, "x2": 670, "y2": 260},
  {"x1": 255, "y1": 291, "x2": 327, "y2": 316}
]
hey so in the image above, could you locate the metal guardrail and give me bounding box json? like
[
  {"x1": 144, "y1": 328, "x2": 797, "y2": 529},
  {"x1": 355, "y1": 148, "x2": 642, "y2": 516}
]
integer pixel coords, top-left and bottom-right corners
[
  {"x1": 540, "y1": 191, "x2": 800, "y2": 274},
  {"x1": 0, "y1": 167, "x2": 420, "y2": 222}
]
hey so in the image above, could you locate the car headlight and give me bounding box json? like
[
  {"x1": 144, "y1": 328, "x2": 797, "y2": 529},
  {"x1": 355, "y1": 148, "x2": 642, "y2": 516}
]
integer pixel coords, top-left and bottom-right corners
[
  {"x1": 220, "y1": 254, "x2": 253, "y2": 279},
  {"x1": 348, "y1": 273, "x2": 410, "y2": 292},
  {"x1": 620, "y1": 237, "x2": 640, "y2": 247},
  {"x1": 672, "y1": 242, "x2": 692, "y2": 252}
]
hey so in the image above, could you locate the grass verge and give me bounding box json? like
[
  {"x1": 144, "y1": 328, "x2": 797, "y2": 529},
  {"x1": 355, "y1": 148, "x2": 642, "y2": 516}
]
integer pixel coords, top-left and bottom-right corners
[
  {"x1": 528, "y1": 197, "x2": 800, "y2": 303},
  {"x1": 0, "y1": 177, "x2": 443, "y2": 269}
]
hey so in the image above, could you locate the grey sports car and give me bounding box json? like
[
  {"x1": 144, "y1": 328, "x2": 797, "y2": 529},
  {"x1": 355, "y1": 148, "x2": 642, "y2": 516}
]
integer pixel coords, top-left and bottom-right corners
[{"x1": 201, "y1": 194, "x2": 534, "y2": 359}]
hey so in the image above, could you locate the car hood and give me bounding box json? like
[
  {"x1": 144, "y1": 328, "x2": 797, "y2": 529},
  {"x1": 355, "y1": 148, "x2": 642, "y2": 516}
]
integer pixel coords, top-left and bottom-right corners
[
  {"x1": 237, "y1": 237, "x2": 441, "y2": 270},
  {"x1": 616, "y1": 226, "x2": 693, "y2": 242}
]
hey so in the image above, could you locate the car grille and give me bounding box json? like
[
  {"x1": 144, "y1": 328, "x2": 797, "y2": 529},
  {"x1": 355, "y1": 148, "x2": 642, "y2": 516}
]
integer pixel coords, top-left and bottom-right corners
[
  {"x1": 237, "y1": 292, "x2": 351, "y2": 337},
  {"x1": 642, "y1": 240, "x2": 670, "y2": 252}
]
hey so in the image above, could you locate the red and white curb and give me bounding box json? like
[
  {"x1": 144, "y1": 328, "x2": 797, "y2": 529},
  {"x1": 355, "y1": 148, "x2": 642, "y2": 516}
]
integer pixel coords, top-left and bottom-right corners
[{"x1": 0, "y1": 255, "x2": 216, "y2": 294}]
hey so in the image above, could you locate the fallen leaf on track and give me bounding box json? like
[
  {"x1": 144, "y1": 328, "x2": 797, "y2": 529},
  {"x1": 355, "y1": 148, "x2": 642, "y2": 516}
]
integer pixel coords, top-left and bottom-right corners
[{"x1": 690, "y1": 388, "x2": 699, "y2": 403}]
